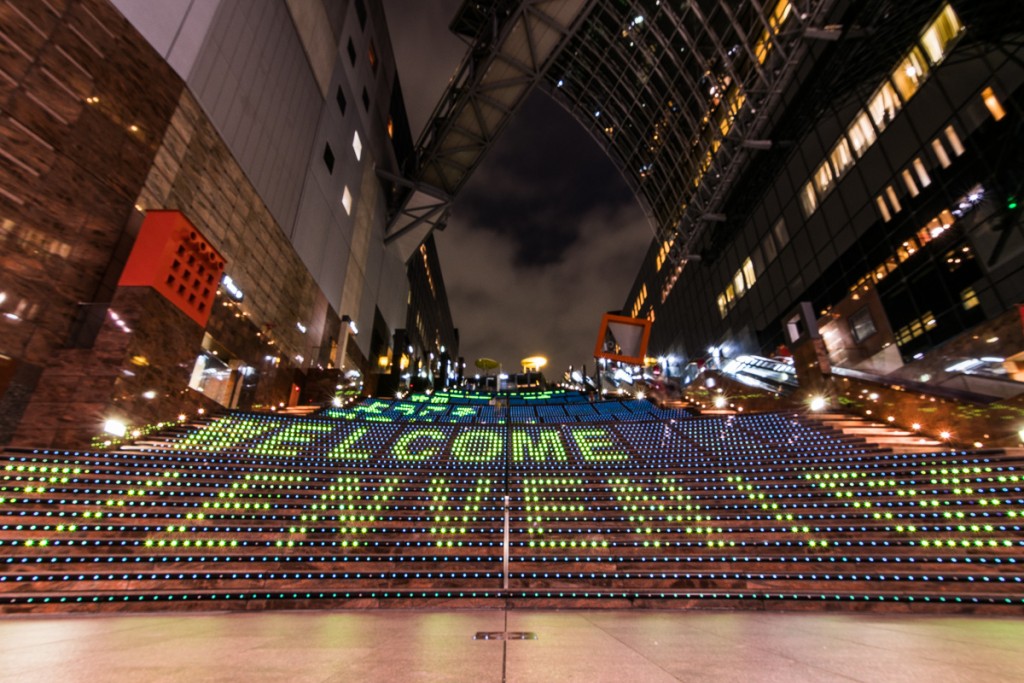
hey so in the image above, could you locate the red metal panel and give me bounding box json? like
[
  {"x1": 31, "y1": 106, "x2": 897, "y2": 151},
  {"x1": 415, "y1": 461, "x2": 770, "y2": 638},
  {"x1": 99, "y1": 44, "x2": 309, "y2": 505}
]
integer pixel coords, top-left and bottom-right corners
[
  {"x1": 119, "y1": 211, "x2": 225, "y2": 327},
  {"x1": 593, "y1": 313, "x2": 652, "y2": 366}
]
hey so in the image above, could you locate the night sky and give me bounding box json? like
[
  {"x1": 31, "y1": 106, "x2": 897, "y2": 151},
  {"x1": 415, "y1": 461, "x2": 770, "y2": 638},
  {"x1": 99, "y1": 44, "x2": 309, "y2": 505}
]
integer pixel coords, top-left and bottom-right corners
[{"x1": 382, "y1": 0, "x2": 652, "y2": 378}]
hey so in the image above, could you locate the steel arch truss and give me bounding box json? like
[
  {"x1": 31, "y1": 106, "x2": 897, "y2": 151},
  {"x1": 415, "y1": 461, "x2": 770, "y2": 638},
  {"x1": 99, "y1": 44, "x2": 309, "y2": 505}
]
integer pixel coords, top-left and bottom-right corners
[
  {"x1": 543, "y1": 0, "x2": 839, "y2": 302},
  {"x1": 384, "y1": 0, "x2": 594, "y2": 261}
]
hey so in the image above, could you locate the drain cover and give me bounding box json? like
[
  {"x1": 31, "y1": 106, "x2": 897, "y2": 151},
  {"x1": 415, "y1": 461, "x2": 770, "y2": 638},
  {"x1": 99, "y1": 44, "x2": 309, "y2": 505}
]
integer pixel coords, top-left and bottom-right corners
[
  {"x1": 473, "y1": 632, "x2": 538, "y2": 641},
  {"x1": 474, "y1": 632, "x2": 505, "y2": 640}
]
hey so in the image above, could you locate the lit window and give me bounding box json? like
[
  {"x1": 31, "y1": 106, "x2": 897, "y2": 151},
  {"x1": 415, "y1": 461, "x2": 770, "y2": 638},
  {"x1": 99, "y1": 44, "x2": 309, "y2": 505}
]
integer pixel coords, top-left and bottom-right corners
[
  {"x1": 799, "y1": 182, "x2": 817, "y2": 216},
  {"x1": 920, "y1": 4, "x2": 963, "y2": 65},
  {"x1": 944, "y1": 124, "x2": 965, "y2": 156},
  {"x1": 960, "y1": 287, "x2": 980, "y2": 310},
  {"x1": 868, "y1": 81, "x2": 900, "y2": 130},
  {"x1": 875, "y1": 195, "x2": 892, "y2": 223},
  {"x1": 387, "y1": 116, "x2": 394, "y2": 139},
  {"x1": 725, "y1": 283, "x2": 735, "y2": 303},
  {"x1": 829, "y1": 137, "x2": 854, "y2": 178},
  {"x1": 717, "y1": 294, "x2": 728, "y2": 318},
  {"x1": 895, "y1": 313, "x2": 936, "y2": 346},
  {"x1": 901, "y1": 169, "x2": 919, "y2": 197},
  {"x1": 847, "y1": 112, "x2": 877, "y2": 157},
  {"x1": 341, "y1": 186, "x2": 352, "y2": 215},
  {"x1": 890, "y1": 47, "x2": 929, "y2": 101},
  {"x1": 754, "y1": 0, "x2": 792, "y2": 64},
  {"x1": 352, "y1": 131, "x2": 363, "y2": 160},
  {"x1": 813, "y1": 160, "x2": 834, "y2": 195},
  {"x1": 896, "y1": 239, "x2": 917, "y2": 262},
  {"x1": 733, "y1": 270, "x2": 746, "y2": 297},
  {"x1": 885, "y1": 185, "x2": 902, "y2": 213},
  {"x1": 742, "y1": 257, "x2": 756, "y2": 288},
  {"x1": 931, "y1": 138, "x2": 951, "y2": 168},
  {"x1": 912, "y1": 158, "x2": 932, "y2": 187},
  {"x1": 981, "y1": 86, "x2": 1006, "y2": 121}
]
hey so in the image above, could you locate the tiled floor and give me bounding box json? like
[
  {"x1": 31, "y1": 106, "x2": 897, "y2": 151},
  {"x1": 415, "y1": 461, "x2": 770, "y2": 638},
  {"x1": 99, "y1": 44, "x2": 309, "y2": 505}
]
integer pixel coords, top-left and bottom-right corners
[{"x1": 0, "y1": 609, "x2": 1022, "y2": 682}]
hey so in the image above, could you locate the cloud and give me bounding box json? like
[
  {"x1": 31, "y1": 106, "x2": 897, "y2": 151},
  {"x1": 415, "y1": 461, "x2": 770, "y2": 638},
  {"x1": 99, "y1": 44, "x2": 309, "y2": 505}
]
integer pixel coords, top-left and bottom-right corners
[
  {"x1": 436, "y1": 201, "x2": 653, "y2": 378},
  {"x1": 384, "y1": 1, "x2": 656, "y2": 381},
  {"x1": 457, "y1": 95, "x2": 637, "y2": 266}
]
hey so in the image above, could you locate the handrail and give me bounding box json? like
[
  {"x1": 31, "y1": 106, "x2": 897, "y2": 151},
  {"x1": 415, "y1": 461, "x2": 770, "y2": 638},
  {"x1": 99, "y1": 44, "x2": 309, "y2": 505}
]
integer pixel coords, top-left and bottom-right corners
[{"x1": 830, "y1": 366, "x2": 1013, "y2": 405}]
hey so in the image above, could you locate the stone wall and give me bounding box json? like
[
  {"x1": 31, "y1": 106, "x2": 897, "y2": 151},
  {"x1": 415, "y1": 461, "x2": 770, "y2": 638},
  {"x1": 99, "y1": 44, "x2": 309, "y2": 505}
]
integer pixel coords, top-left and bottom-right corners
[{"x1": 134, "y1": 89, "x2": 341, "y2": 372}]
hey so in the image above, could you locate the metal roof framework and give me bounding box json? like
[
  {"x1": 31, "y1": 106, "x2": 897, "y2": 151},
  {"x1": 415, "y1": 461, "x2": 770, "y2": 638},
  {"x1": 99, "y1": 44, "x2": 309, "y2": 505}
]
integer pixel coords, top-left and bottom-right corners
[
  {"x1": 542, "y1": 0, "x2": 837, "y2": 302},
  {"x1": 382, "y1": 0, "x2": 594, "y2": 262},
  {"x1": 386, "y1": 0, "x2": 839, "y2": 274}
]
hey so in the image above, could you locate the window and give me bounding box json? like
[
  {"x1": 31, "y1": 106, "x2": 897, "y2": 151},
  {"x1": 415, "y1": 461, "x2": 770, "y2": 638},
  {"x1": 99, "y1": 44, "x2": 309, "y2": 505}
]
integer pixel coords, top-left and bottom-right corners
[
  {"x1": 875, "y1": 195, "x2": 892, "y2": 223},
  {"x1": 916, "y1": 209, "x2": 955, "y2": 246},
  {"x1": 753, "y1": 0, "x2": 792, "y2": 64},
  {"x1": 931, "y1": 138, "x2": 951, "y2": 168},
  {"x1": 829, "y1": 137, "x2": 854, "y2": 179},
  {"x1": 323, "y1": 143, "x2": 335, "y2": 173},
  {"x1": 742, "y1": 257, "x2": 757, "y2": 289},
  {"x1": 920, "y1": 4, "x2": 963, "y2": 65},
  {"x1": 355, "y1": 0, "x2": 367, "y2": 29},
  {"x1": 960, "y1": 287, "x2": 980, "y2": 310},
  {"x1": 912, "y1": 158, "x2": 931, "y2": 188},
  {"x1": 847, "y1": 112, "x2": 877, "y2": 157},
  {"x1": 341, "y1": 186, "x2": 352, "y2": 215},
  {"x1": 896, "y1": 239, "x2": 918, "y2": 263},
  {"x1": 368, "y1": 41, "x2": 378, "y2": 73},
  {"x1": 733, "y1": 270, "x2": 746, "y2": 297},
  {"x1": 799, "y1": 182, "x2": 817, "y2": 216},
  {"x1": 812, "y1": 160, "x2": 835, "y2": 195},
  {"x1": 890, "y1": 47, "x2": 929, "y2": 101},
  {"x1": 885, "y1": 185, "x2": 902, "y2": 213},
  {"x1": 347, "y1": 38, "x2": 356, "y2": 66},
  {"x1": 981, "y1": 86, "x2": 1006, "y2": 121},
  {"x1": 750, "y1": 246, "x2": 764, "y2": 277},
  {"x1": 362, "y1": 87, "x2": 370, "y2": 111},
  {"x1": 352, "y1": 131, "x2": 362, "y2": 160},
  {"x1": 772, "y1": 218, "x2": 789, "y2": 247},
  {"x1": 895, "y1": 312, "x2": 937, "y2": 346},
  {"x1": 901, "y1": 169, "x2": 919, "y2": 197},
  {"x1": 762, "y1": 232, "x2": 777, "y2": 263},
  {"x1": 387, "y1": 115, "x2": 394, "y2": 139},
  {"x1": 868, "y1": 81, "x2": 900, "y2": 130},
  {"x1": 849, "y1": 308, "x2": 877, "y2": 343},
  {"x1": 944, "y1": 124, "x2": 965, "y2": 156},
  {"x1": 336, "y1": 87, "x2": 347, "y2": 115},
  {"x1": 717, "y1": 294, "x2": 728, "y2": 319}
]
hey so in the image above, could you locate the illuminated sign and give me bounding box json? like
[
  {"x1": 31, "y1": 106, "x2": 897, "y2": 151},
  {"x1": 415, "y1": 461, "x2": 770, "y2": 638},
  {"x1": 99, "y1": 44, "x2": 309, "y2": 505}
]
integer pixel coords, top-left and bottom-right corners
[{"x1": 222, "y1": 275, "x2": 244, "y2": 301}]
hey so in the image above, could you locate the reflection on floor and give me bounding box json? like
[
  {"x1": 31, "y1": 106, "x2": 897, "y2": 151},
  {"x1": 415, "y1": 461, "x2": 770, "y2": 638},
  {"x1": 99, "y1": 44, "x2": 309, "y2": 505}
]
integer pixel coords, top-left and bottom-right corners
[{"x1": 1, "y1": 609, "x2": 1023, "y2": 682}]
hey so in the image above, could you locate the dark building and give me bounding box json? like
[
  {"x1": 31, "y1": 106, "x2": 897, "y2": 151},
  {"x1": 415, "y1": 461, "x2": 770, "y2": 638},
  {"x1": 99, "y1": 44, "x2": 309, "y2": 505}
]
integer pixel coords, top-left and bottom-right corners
[
  {"x1": 401, "y1": 234, "x2": 460, "y2": 389},
  {"x1": 602, "y1": 1, "x2": 1023, "y2": 389}
]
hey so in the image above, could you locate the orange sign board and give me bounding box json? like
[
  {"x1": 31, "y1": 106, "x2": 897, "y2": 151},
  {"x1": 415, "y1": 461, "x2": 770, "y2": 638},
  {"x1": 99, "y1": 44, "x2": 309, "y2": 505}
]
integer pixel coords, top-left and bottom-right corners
[
  {"x1": 593, "y1": 313, "x2": 652, "y2": 365},
  {"x1": 119, "y1": 211, "x2": 225, "y2": 327}
]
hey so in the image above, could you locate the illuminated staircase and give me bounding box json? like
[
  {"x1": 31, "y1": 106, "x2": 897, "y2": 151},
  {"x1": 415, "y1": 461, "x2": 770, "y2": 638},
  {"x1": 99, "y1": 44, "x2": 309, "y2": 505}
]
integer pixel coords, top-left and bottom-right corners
[
  {"x1": 0, "y1": 398, "x2": 1021, "y2": 613},
  {"x1": 801, "y1": 412, "x2": 947, "y2": 453}
]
